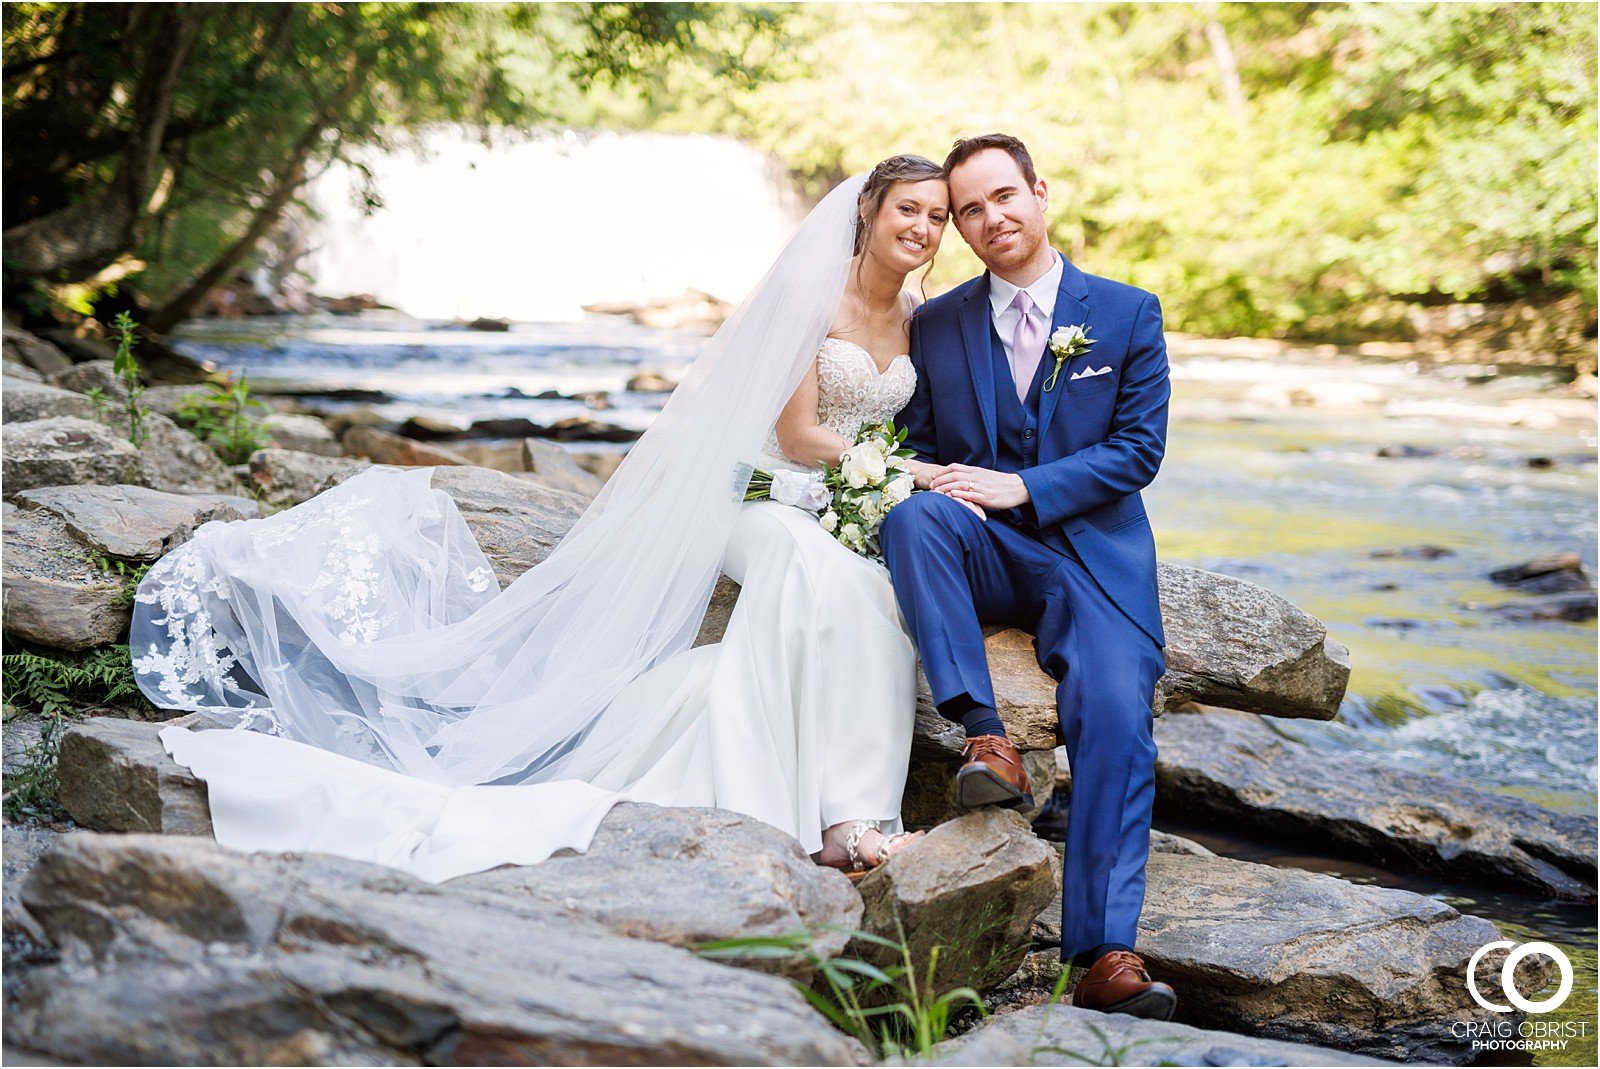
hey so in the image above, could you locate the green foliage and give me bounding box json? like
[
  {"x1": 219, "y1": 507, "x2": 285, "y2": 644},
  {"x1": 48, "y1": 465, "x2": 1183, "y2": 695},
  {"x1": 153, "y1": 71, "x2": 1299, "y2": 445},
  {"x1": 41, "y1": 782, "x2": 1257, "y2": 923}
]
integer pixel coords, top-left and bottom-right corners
[
  {"x1": 84, "y1": 385, "x2": 107, "y2": 420},
  {"x1": 696, "y1": 924, "x2": 986, "y2": 1060},
  {"x1": 648, "y1": 2, "x2": 1596, "y2": 342},
  {"x1": 2, "y1": 643, "x2": 143, "y2": 721},
  {"x1": 174, "y1": 372, "x2": 270, "y2": 465},
  {"x1": 2, "y1": 708, "x2": 66, "y2": 822},
  {"x1": 1, "y1": 2, "x2": 786, "y2": 315},
  {"x1": 109, "y1": 311, "x2": 150, "y2": 446}
]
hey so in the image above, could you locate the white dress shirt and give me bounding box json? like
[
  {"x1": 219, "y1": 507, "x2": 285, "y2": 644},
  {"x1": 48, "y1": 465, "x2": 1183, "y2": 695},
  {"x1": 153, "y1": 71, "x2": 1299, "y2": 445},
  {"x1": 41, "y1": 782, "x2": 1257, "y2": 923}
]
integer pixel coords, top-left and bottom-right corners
[{"x1": 988, "y1": 252, "x2": 1065, "y2": 368}]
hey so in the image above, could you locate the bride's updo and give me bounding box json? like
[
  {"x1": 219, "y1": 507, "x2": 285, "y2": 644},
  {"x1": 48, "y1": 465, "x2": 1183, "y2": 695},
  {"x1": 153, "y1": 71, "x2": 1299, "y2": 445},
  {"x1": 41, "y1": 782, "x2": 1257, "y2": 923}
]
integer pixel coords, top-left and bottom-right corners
[{"x1": 852, "y1": 154, "x2": 945, "y2": 257}]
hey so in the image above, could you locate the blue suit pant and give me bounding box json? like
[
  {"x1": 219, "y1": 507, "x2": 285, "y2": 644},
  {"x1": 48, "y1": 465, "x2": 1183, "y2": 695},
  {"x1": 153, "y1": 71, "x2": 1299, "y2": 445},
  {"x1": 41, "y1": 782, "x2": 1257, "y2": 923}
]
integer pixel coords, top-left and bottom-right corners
[{"x1": 880, "y1": 491, "x2": 1163, "y2": 962}]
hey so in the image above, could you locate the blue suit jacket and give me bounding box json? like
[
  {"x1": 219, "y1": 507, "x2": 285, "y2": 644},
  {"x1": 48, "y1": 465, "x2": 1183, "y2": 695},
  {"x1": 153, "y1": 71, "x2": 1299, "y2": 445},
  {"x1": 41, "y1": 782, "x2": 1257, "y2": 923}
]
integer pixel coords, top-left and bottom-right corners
[{"x1": 900, "y1": 254, "x2": 1169, "y2": 647}]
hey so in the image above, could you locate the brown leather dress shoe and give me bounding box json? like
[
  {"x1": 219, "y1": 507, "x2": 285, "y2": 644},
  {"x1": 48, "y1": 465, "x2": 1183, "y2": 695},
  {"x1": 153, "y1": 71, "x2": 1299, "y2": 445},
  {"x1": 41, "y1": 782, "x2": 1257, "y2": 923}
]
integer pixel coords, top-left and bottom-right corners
[
  {"x1": 1070, "y1": 950, "x2": 1177, "y2": 1020},
  {"x1": 954, "y1": 734, "x2": 1031, "y2": 809}
]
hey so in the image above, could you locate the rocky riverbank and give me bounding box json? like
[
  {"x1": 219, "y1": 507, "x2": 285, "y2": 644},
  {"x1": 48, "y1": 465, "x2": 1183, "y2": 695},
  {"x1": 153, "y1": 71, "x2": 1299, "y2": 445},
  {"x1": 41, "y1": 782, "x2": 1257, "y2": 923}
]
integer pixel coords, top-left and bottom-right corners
[{"x1": 3, "y1": 322, "x2": 1592, "y2": 1065}]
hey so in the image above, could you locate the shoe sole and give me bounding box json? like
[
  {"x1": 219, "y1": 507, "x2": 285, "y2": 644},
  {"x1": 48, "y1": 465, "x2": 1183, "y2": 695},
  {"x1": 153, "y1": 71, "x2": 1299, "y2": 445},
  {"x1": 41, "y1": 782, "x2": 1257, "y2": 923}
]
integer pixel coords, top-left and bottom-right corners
[
  {"x1": 1099, "y1": 987, "x2": 1178, "y2": 1021},
  {"x1": 954, "y1": 766, "x2": 1030, "y2": 810}
]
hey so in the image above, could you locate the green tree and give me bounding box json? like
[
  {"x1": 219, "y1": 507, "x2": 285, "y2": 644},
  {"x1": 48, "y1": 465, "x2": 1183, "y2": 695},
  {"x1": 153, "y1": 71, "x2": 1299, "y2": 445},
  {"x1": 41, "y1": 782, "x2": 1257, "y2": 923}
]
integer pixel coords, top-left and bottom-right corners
[{"x1": 1, "y1": 2, "x2": 782, "y2": 328}]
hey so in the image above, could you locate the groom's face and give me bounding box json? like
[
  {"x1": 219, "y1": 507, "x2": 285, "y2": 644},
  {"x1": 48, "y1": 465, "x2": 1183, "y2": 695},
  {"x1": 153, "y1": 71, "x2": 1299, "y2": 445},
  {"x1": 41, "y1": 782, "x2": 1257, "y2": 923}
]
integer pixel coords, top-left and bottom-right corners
[{"x1": 948, "y1": 149, "x2": 1049, "y2": 277}]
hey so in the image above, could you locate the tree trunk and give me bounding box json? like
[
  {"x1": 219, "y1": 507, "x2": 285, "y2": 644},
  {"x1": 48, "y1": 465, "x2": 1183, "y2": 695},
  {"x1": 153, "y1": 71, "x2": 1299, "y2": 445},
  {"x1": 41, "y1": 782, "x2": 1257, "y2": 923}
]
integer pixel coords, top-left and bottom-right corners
[
  {"x1": 1203, "y1": 16, "x2": 1247, "y2": 124},
  {"x1": 147, "y1": 66, "x2": 362, "y2": 334}
]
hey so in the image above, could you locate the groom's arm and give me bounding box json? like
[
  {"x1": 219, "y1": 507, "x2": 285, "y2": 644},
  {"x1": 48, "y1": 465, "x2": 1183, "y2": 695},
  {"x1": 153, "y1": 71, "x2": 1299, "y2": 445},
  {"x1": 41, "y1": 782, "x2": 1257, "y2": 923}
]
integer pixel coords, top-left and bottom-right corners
[
  {"x1": 898, "y1": 308, "x2": 939, "y2": 464},
  {"x1": 1018, "y1": 293, "x2": 1170, "y2": 527}
]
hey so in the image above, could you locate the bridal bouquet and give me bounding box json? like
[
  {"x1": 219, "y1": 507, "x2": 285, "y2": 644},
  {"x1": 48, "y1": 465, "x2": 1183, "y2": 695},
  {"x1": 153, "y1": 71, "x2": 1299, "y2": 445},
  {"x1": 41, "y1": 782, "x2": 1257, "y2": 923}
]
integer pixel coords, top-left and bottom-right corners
[{"x1": 746, "y1": 421, "x2": 917, "y2": 560}]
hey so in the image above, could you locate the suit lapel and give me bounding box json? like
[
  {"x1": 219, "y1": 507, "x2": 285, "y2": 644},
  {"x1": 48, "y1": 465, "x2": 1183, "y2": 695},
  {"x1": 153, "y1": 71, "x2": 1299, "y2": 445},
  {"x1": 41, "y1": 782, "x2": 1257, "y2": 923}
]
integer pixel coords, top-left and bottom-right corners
[
  {"x1": 1038, "y1": 254, "x2": 1090, "y2": 440},
  {"x1": 957, "y1": 275, "x2": 998, "y2": 461}
]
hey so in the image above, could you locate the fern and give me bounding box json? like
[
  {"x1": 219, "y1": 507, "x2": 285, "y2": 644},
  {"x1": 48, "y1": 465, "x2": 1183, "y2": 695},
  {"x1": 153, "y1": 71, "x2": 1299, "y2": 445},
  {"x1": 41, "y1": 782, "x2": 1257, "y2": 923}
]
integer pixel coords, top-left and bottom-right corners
[{"x1": 3, "y1": 643, "x2": 143, "y2": 718}]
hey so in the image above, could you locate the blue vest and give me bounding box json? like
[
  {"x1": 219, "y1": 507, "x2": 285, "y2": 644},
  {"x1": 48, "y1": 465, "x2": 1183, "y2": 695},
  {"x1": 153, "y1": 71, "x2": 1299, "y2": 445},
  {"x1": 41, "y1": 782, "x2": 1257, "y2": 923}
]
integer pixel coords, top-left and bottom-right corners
[{"x1": 990, "y1": 322, "x2": 1050, "y2": 529}]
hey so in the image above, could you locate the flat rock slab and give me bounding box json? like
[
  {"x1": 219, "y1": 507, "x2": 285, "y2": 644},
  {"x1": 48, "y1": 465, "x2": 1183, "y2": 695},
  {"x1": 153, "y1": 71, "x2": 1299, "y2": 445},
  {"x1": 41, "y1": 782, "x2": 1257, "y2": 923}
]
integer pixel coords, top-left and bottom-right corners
[
  {"x1": 854, "y1": 808, "x2": 1056, "y2": 993},
  {"x1": 1155, "y1": 710, "x2": 1598, "y2": 901},
  {"x1": 972, "y1": 1004, "x2": 1390, "y2": 1066},
  {"x1": 455, "y1": 803, "x2": 862, "y2": 980},
  {"x1": 6, "y1": 833, "x2": 860, "y2": 1066},
  {"x1": 1132, "y1": 852, "x2": 1541, "y2": 1063},
  {"x1": 1, "y1": 377, "x2": 97, "y2": 423},
  {"x1": 1, "y1": 417, "x2": 140, "y2": 500},
  {"x1": 1, "y1": 507, "x2": 129, "y2": 649},
  {"x1": 12, "y1": 484, "x2": 256, "y2": 561}
]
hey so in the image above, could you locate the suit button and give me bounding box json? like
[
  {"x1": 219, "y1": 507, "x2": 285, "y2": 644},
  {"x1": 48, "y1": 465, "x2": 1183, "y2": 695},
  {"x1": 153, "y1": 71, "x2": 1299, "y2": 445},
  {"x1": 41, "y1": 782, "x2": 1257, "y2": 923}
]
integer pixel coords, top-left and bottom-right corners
[{"x1": 1023, "y1": 429, "x2": 1035, "y2": 440}]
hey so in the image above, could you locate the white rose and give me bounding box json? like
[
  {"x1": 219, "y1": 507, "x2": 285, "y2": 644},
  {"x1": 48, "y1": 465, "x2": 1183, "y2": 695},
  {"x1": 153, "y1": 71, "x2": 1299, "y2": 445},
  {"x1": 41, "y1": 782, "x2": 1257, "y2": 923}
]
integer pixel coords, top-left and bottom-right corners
[
  {"x1": 841, "y1": 444, "x2": 887, "y2": 489},
  {"x1": 883, "y1": 473, "x2": 914, "y2": 506},
  {"x1": 819, "y1": 510, "x2": 838, "y2": 533},
  {"x1": 841, "y1": 522, "x2": 863, "y2": 547},
  {"x1": 885, "y1": 450, "x2": 908, "y2": 470},
  {"x1": 1051, "y1": 324, "x2": 1085, "y2": 351},
  {"x1": 860, "y1": 498, "x2": 884, "y2": 526}
]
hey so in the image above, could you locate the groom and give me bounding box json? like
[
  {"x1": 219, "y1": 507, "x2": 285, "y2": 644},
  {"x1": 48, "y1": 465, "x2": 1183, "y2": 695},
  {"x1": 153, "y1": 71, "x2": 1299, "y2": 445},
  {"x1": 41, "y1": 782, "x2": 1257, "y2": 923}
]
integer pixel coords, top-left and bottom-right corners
[{"x1": 884, "y1": 134, "x2": 1175, "y2": 1019}]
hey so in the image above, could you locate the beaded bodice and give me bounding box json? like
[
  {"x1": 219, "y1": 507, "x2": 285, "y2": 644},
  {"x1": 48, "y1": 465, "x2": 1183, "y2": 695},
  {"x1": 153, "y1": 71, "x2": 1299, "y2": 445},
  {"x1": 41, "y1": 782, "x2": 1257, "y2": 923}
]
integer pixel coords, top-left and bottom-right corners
[{"x1": 758, "y1": 337, "x2": 917, "y2": 471}]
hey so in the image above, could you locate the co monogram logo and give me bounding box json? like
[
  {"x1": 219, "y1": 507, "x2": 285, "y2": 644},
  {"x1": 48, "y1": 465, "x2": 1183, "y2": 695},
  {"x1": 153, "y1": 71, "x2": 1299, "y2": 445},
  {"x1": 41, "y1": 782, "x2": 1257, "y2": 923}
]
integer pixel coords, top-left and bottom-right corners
[{"x1": 1467, "y1": 941, "x2": 1573, "y2": 1014}]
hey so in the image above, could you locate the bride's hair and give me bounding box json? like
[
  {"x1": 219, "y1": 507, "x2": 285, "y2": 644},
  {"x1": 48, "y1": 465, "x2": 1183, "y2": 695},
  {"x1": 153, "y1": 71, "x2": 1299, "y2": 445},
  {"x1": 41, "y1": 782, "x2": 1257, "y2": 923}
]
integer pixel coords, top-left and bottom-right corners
[{"x1": 852, "y1": 154, "x2": 945, "y2": 258}]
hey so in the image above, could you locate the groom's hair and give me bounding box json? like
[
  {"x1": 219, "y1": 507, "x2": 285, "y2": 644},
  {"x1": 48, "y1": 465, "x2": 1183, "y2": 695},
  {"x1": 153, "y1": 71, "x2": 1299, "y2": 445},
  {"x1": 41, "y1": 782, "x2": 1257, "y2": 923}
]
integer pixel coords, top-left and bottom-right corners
[{"x1": 943, "y1": 134, "x2": 1038, "y2": 187}]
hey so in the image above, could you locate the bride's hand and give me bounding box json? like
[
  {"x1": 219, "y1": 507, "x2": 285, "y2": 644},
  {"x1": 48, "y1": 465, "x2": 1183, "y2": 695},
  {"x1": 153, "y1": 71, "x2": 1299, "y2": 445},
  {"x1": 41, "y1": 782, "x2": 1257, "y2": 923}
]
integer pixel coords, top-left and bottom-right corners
[{"x1": 905, "y1": 459, "x2": 945, "y2": 491}]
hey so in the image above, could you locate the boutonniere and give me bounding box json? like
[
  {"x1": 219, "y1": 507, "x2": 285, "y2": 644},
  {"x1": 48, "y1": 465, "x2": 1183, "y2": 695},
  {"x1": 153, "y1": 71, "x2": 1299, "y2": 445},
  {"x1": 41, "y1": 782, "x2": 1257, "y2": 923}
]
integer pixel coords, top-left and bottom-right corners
[{"x1": 1043, "y1": 324, "x2": 1096, "y2": 391}]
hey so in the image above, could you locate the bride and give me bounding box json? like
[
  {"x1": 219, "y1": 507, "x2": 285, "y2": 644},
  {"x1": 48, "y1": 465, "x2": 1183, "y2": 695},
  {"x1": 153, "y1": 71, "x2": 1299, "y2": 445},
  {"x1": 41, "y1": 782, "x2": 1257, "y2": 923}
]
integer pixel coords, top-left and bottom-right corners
[{"x1": 131, "y1": 156, "x2": 959, "y2": 883}]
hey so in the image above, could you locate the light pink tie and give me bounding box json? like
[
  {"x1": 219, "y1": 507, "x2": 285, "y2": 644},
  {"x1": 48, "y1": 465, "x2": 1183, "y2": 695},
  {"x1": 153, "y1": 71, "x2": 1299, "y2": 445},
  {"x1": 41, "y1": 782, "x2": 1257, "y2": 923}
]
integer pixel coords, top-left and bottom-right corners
[{"x1": 1009, "y1": 290, "x2": 1045, "y2": 402}]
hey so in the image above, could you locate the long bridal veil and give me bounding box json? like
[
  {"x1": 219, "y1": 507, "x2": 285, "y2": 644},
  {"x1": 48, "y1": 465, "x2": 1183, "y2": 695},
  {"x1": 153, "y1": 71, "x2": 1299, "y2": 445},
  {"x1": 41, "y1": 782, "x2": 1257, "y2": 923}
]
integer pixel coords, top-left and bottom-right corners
[{"x1": 130, "y1": 175, "x2": 865, "y2": 791}]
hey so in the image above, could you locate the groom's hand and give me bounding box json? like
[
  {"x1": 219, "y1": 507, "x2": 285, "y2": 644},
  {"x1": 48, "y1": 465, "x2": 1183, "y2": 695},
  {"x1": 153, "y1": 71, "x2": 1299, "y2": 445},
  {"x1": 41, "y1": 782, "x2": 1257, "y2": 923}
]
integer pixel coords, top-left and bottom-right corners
[{"x1": 931, "y1": 464, "x2": 1030, "y2": 511}]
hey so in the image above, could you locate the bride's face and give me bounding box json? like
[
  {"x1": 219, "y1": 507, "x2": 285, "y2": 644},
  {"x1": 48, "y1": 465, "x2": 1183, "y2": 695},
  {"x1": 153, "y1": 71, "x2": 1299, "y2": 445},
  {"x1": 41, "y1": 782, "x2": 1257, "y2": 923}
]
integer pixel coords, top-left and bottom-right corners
[{"x1": 865, "y1": 179, "x2": 949, "y2": 273}]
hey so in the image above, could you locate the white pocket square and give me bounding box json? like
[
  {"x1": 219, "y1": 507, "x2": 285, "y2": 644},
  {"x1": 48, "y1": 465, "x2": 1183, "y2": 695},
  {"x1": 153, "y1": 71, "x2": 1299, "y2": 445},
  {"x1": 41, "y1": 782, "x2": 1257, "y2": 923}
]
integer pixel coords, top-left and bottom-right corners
[{"x1": 1069, "y1": 366, "x2": 1113, "y2": 381}]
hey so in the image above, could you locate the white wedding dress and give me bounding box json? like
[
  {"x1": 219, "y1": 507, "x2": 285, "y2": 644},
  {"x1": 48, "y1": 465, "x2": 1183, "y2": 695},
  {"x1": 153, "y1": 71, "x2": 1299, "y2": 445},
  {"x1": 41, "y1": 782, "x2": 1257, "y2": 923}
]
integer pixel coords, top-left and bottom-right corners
[{"x1": 140, "y1": 335, "x2": 919, "y2": 880}]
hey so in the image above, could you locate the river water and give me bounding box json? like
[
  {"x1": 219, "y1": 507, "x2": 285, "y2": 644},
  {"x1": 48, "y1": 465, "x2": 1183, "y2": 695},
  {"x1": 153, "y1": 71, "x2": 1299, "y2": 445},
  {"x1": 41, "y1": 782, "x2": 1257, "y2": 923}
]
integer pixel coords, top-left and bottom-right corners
[{"x1": 171, "y1": 312, "x2": 1598, "y2": 1063}]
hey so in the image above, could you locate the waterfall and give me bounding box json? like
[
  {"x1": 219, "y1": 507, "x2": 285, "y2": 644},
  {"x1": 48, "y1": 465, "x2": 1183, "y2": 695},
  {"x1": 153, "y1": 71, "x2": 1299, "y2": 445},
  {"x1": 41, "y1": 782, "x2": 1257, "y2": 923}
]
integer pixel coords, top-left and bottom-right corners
[{"x1": 303, "y1": 129, "x2": 804, "y2": 322}]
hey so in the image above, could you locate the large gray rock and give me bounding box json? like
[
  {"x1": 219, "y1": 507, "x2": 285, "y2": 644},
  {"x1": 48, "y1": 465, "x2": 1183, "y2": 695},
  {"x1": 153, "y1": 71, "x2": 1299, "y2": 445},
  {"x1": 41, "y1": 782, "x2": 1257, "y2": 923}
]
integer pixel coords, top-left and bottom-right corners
[
  {"x1": 1156, "y1": 562, "x2": 1350, "y2": 720},
  {"x1": 1133, "y1": 852, "x2": 1539, "y2": 1063},
  {"x1": 971, "y1": 1004, "x2": 1388, "y2": 1067},
  {"x1": 458, "y1": 803, "x2": 861, "y2": 979},
  {"x1": 1, "y1": 377, "x2": 97, "y2": 423},
  {"x1": 127, "y1": 410, "x2": 239, "y2": 495},
  {"x1": 259, "y1": 412, "x2": 340, "y2": 456},
  {"x1": 6, "y1": 833, "x2": 860, "y2": 1067},
  {"x1": 701, "y1": 561, "x2": 1350, "y2": 794},
  {"x1": 518, "y1": 438, "x2": 604, "y2": 499},
  {"x1": 1155, "y1": 710, "x2": 1598, "y2": 901},
  {"x1": 428, "y1": 464, "x2": 589, "y2": 585},
  {"x1": 56, "y1": 716, "x2": 214, "y2": 835},
  {"x1": 852, "y1": 808, "x2": 1055, "y2": 994},
  {"x1": 245, "y1": 447, "x2": 371, "y2": 507},
  {"x1": 1, "y1": 417, "x2": 140, "y2": 500},
  {"x1": 45, "y1": 359, "x2": 125, "y2": 399},
  {"x1": 241, "y1": 453, "x2": 588, "y2": 581},
  {"x1": 12, "y1": 484, "x2": 256, "y2": 561},
  {"x1": 1, "y1": 507, "x2": 129, "y2": 648},
  {"x1": 52, "y1": 719, "x2": 858, "y2": 982}
]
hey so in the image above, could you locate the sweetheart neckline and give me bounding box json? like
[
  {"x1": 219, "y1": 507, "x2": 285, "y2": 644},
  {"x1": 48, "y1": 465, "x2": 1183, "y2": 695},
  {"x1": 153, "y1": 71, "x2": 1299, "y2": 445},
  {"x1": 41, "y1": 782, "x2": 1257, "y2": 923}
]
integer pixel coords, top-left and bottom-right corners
[{"x1": 822, "y1": 336, "x2": 911, "y2": 379}]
